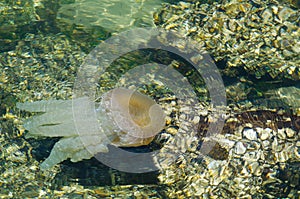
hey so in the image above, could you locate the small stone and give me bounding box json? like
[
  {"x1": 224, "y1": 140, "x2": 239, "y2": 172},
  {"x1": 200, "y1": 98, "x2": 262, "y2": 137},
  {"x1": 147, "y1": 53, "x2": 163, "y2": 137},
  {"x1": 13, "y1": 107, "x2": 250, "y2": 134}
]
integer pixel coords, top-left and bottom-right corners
[
  {"x1": 261, "y1": 9, "x2": 273, "y2": 23},
  {"x1": 248, "y1": 162, "x2": 260, "y2": 175},
  {"x1": 259, "y1": 128, "x2": 271, "y2": 140},
  {"x1": 235, "y1": 142, "x2": 247, "y2": 155},
  {"x1": 243, "y1": 128, "x2": 257, "y2": 140},
  {"x1": 262, "y1": 140, "x2": 270, "y2": 149},
  {"x1": 285, "y1": 128, "x2": 295, "y2": 138},
  {"x1": 277, "y1": 129, "x2": 286, "y2": 140},
  {"x1": 165, "y1": 116, "x2": 172, "y2": 125},
  {"x1": 294, "y1": 147, "x2": 300, "y2": 159},
  {"x1": 166, "y1": 127, "x2": 178, "y2": 135},
  {"x1": 272, "y1": 138, "x2": 283, "y2": 152},
  {"x1": 278, "y1": 7, "x2": 295, "y2": 21},
  {"x1": 192, "y1": 116, "x2": 200, "y2": 125},
  {"x1": 275, "y1": 151, "x2": 289, "y2": 163}
]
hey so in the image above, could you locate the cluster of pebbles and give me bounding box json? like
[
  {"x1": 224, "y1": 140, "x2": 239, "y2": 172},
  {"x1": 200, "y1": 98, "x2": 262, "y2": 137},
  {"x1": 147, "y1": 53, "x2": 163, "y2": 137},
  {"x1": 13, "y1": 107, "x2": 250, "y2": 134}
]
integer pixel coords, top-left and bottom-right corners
[
  {"x1": 154, "y1": 0, "x2": 300, "y2": 197},
  {"x1": 0, "y1": 33, "x2": 82, "y2": 197},
  {"x1": 157, "y1": 103, "x2": 300, "y2": 198},
  {"x1": 0, "y1": 0, "x2": 37, "y2": 52},
  {"x1": 0, "y1": 33, "x2": 84, "y2": 107},
  {"x1": 155, "y1": 0, "x2": 300, "y2": 81},
  {"x1": 0, "y1": 0, "x2": 60, "y2": 52}
]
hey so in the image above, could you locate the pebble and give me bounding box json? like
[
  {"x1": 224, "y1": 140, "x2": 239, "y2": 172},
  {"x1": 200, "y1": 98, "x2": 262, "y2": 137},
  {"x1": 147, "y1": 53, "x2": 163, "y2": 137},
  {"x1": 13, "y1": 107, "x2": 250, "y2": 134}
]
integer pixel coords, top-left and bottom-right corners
[
  {"x1": 285, "y1": 128, "x2": 295, "y2": 138},
  {"x1": 277, "y1": 129, "x2": 286, "y2": 140},
  {"x1": 243, "y1": 128, "x2": 257, "y2": 140},
  {"x1": 258, "y1": 128, "x2": 271, "y2": 140},
  {"x1": 262, "y1": 140, "x2": 270, "y2": 149},
  {"x1": 235, "y1": 142, "x2": 247, "y2": 155},
  {"x1": 192, "y1": 115, "x2": 200, "y2": 124},
  {"x1": 248, "y1": 162, "x2": 261, "y2": 176},
  {"x1": 275, "y1": 151, "x2": 289, "y2": 163},
  {"x1": 272, "y1": 138, "x2": 281, "y2": 152},
  {"x1": 166, "y1": 127, "x2": 178, "y2": 135}
]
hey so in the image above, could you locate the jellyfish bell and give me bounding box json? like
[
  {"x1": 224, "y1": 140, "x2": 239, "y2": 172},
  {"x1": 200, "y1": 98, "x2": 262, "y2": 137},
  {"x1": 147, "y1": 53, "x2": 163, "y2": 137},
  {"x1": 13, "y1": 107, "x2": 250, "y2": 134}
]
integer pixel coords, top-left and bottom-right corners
[{"x1": 100, "y1": 87, "x2": 166, "y2": 147}]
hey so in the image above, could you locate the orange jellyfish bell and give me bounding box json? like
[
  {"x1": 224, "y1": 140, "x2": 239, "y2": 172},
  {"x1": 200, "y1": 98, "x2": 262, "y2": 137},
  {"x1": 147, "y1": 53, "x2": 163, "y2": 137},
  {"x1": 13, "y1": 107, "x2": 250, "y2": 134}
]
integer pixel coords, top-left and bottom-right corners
[{"x1": 100, "y1": 87, "x2": 166, "y2": 147}]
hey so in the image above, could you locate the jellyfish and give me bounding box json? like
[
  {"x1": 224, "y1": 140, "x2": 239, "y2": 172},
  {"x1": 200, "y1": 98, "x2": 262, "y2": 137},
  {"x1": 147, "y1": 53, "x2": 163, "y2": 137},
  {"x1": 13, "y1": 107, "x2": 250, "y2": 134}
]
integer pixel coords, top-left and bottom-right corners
[{"x1": 17, "y1": 88, "x2": 165, "y2": 170}]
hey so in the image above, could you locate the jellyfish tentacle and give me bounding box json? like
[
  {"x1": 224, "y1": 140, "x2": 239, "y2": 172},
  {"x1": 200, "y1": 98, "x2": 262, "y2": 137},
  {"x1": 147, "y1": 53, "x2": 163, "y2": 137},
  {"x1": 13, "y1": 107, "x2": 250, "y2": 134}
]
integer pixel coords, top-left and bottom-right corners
[{"x1": 17, "y1": 99, "x2": 72, "y2": 113}]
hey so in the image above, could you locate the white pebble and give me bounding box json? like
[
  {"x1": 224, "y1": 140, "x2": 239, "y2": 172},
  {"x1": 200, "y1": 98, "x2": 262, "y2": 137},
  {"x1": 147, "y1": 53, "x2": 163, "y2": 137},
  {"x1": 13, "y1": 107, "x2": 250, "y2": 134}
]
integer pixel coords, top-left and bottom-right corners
[
  {"x1": 259, "y1": 128, "x2": 272, "y2": 140},
  {"x1": 235, "y1": 142, "x2": 247, "y2": 155},
  {"x1": 192, "y1": 116, "x2": 200, "y2": 124},
  {"x1": 243, "y1": 128, "x2": 257, "y2": 140}
]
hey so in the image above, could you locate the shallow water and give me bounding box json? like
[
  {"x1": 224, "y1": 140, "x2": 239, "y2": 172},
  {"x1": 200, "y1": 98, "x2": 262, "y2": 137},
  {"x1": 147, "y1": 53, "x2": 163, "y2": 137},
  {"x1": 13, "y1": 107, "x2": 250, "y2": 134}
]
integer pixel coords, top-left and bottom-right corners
[{"x1": 0, "y1": 0, "x2": 299, "y2": 198}]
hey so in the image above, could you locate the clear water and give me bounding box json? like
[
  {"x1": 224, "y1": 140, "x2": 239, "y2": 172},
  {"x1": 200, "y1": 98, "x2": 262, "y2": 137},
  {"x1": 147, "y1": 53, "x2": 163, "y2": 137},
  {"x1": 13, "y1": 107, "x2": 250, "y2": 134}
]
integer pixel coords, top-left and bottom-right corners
[{"x1": 0, "y1": 0, "x2": 299, "y2": 198}]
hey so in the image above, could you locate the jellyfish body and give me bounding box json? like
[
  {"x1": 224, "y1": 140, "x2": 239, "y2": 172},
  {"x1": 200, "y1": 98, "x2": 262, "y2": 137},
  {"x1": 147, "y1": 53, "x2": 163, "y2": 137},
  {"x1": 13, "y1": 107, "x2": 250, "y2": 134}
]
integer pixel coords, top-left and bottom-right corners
[{"x1": 17, "y1": 88, "x2": 165, "y2": 170}]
